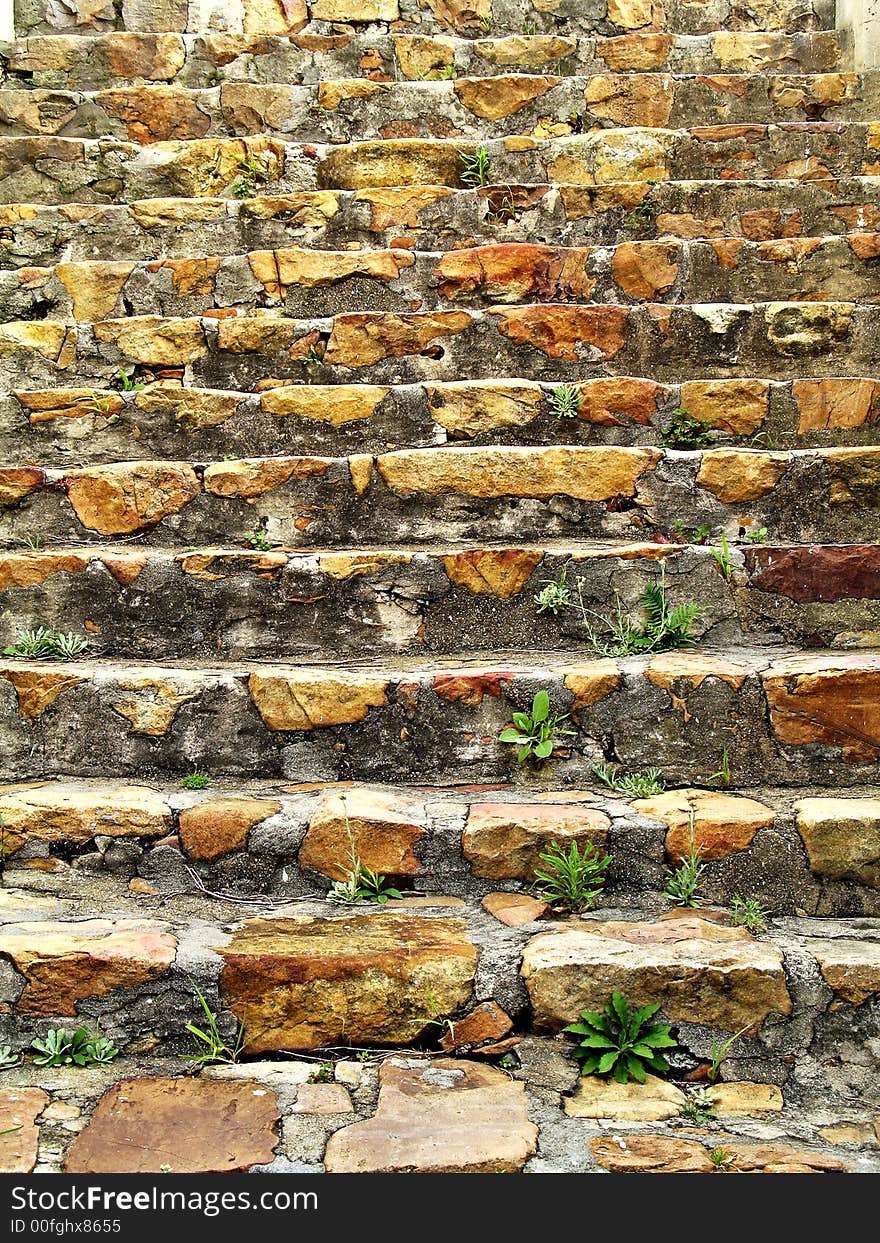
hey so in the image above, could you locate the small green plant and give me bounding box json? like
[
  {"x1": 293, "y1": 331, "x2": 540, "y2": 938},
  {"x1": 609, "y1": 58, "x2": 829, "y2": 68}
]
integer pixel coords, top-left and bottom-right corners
[
  {"x1": 547, "y1": 383, "x2": 582, "y2": 419},
  {"x1": 622, "y1": 193, "x2": 657, "y2": 237},
  {"x1": 498, "y1": 689, "x2": 575, "y2": 763},
  {"x1": 245, "y1": 528, "x2": 273, "y2": 551},
  {"x1": 424, "y1": 988, "x2": 456, "y2": 1043},
  {"x1": 592, "y1": 762, "x2": 665, "y2": 798},
  {"x1": 746, "y1": 526, "x2": 768, "y2": 543},
  {"x1": 664, "y1": 811, "x2": 705, "y2": 907},
  {"x1": 302, "y1": 344, "x2": 324, "y2": 364},
  {"x1": 711, "y1": 1146, "x2": 736, "y2": 1172},
  {"x1": 308, "y1": 1060, "x2": 335, "y2": 1083},
  {"x1": 710, "y1": 535, "x2": 734, "y2": 581},
  {"x1": 707, "y1": 1026, "x2": 748, "y2": 1084},
  {"x1": 230, "y1": 154, "x2": 267, "y2": 200},
  {"x1": 327, "y1": 799, "x2": 403, "y2": 905},
  {"x1": 87, "y1": 390, "x2": 113, "y2": 415},
  {"x1": 731, "y1": 894, "x2": 767, "y2": 933},
  {"x1": 671, "y1": 520, "x2": 713, "y2": 545},
  {"x1": 578, "y1": 570, "x2": 704, "y2": 657},
  {"x1": 0, "y1": 1045, "x2": 20, "y2": 1068},
  {"x1": 679, "y1": 1086, "x2": 717, "y2": 1124},
  {"x1": 181, "y1": 772, "x2": 211, "y2": 790},
  {"x1": 534, "y1": 840, "x2": 611, "y2": 912},
  {"x1": 709, "y1": 746, "x2": 732, "y2": 788},
  {"x1": 750, "y1": 429, "x2": 779, "y2": 450},
  {"x1": 3, "y1": 628, "x2": 87, "y2": 660},
  {"x1": 658, "y1": 408, "x2": 713, "y2": 449},
  {"x1": 459, "y1": 146, "x2": 492, "y2": 188},
  {"x1": 116, "y1": 369, "x2": 145, "y2": 393},
  {"x1": 186, "y1": 984, "x2": 245, "y2": 1065},
  {"x1": 31, "y1": 1026, "x2": 118, "y2": 1069},
  {"x1": 564, "y1": 992, "x2": 678, "y2": 1084},
  {"x1": 534, "y1": 568, "x2": 571, "y2": 615},
  {"x1": 21, "y1": 534, "x2": 44, "y2": 551},
  {"x1": 418, "y1": 62, "x2": 456, "y2": 79}
]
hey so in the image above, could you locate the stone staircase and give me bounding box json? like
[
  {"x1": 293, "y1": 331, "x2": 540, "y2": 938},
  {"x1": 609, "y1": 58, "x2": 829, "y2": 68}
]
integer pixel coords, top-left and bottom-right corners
[{"x1": 1, "y1": 0, "x2": 880, "y2": 1176}]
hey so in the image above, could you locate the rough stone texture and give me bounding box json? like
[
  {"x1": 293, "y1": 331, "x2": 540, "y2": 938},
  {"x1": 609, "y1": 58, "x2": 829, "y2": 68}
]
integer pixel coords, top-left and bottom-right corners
[
  {"x1": 0, "y1": 1088, "x2": 48, "y2": 1174},
  {"x1": 522, "y1": 916, "x2": 792, "y2": 1033},
  {"x1": 219, "y1": 913, "x2": 476, "y2": 1051},
  {"x1": 633, "y1": 789, "x2": 775, "y2": 862},
  {"x1": 708, "y1": 1082, "x2": 784, "y2": 1114},
  {"x1": 0, "y1": 784, "x2": 171, "y2": 855},
  {"x1": 0, "y1": 919, "x2": 177, "y2": 1016},
  {"x1": 65, "y1": 1079, "x2": 279, "y2": 1173},
  {"x1": 178, "y1": 797, "x2": 281, "y2": 861},
  {"x1": 794, "y1": 798, "x2": 880, "y2": 885},
  {"x1": 248, "y1": 670, "x2": 388, "y2": 730},
  {"x1": 462, "y1": 802, "x2": 610, "y2": 879},
  {"x1": 805, "y1": 938, "x2": 880, "y2": 1004},
  {"x1": 299, "y1": 789, "x2": 425, "y2": 881},
  {"x1": 591, "y1": 1135, "x2": 714, "y2": 1173},
  {"x1": 565, "y1": 1074, "x2": 686, "y2": 1121},
  {"x1": 324, "y1": 1058, "x2": 537, "y2": 1173},
  {"x1": 438, "y1": 1000, "x2": 513, "y2": 1051},
  {"x1": 482, "y1": 892, "x2": 549, "y2": 926}
]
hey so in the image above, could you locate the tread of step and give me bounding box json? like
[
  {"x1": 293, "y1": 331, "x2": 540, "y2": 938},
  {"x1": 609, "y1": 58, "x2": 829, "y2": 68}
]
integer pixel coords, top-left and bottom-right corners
[
  {"x1": 3, "y1": 180, "x2": 880, "y2": 267},
  {"x1": 3, "y1": 235, "x2": 880, "y2": 321},
  {"x1": 0, "y1": 647, "x2": 879, "y2": 786},
  {"x1": 4, "y1": 445, "x2": 880, "y2": 546},
  {"x1": 4, "y1": 376, "x2": 880, "y2": 458},
  {"x1": 0, "y1": 30, "x2": 848, "y2": 89},
  {"x1": 2, "y1": 72, "x2": 878, "y2": 143},
  {"x1": 2, "y1": 539, "x2": 879, "y2": 657},
  {"x1": 2, "y1": 127, "x2": 878, "y2": 203},
  {"x1": 3, "y1": 776, "x2": 880, "y2": 915}
]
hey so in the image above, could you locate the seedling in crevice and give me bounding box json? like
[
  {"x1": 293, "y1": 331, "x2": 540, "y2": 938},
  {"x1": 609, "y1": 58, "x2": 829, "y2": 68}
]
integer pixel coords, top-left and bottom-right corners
[
  {"x1": 116, "y1": 369, "x2": 145, "y2": 393},
  {"x1": 710, "y1": 535, "x2": 734, "y2": 581},
  {"x1": 424, "y1": 988, "x2": 456, "y2": 1044},
  {"x1": 664, "y1": 810, "x2": 705, "y2": 907},
  {"x1": 459, "y1": 146, "x2": 492, "y2": 188},
  {"x1": 230, "y1": 154, "x2": 269, "y2": 200},
  {"x1": 31, "y1": 1026, "x2": 118, "y2": 1068},
  {"x1": 3, "y1": 628, "x2": 87, "y2": 660},
  {"x1": 327, "y1": 797, "x2": 402, "y2": 905},
  {"x1": 750, "y1": 429, "x2": 779, "y2": 450},
  {"x1": 181, "y1": 772, "x2": 211, "y2": 790},
  {"x1": 0, "y1": 1045, "x2": 20, "y2": 1068},
  {"x1": 578, "y1": 568, "x2": 704, "y2": 657},
  {"x1": 746, "y1": 526, "x2": 769, "y2": 544},
  {"x1": 87, "y1": 390, "x2": 113, "y2": 415},
  {"x1": 499, "y1": 689, "x2": 575, "y2": 763},
  {"x1": 731, "y1": 894, "x2": 767, "y2": 933},
  {"x1": 679, "y1": 1086, "x2": 717, "y2": 1124},
  {"x1": 418, "y1": 62, "x2": 457, "y2": 79},
  {"x1": 622, "y1": 196, "x2": 657, "y2": 237},
  {"x1": 308, "y1": 1061, "x2": 335, "y2": 1084},
  {"x1": 534, "y1": 567, "x2": 571, "y2": 615},
  {"x1": 592, "y1": 762, "x2": 665, "y2": 798},
  {"x1": 302, "y1": 344, "x2": 324, "y2": 365},
  {"x1": 707, "y1": 1026, "x2": 749, "y2": 1084},
  {"x1": 21, "y1": 535, "x2": 44, "y2": 552},
  {"x1": 245, "y1": 527, "x2": 273, "y2": 551},
  {"x1": 485, "y1": 184, "x2": 519, "y2": 223},
  {"x1": 658, "y1": 407, "x2": 713, "y2": 450},
  {"x1": 671, "y1": 520, "x2": 713, "y2": 545},
  {"x1": 534, "y1": 839, "x2": 611, "y2": 912},
  {"x1": 709, "y1": 746, "x2": 732, "y2": 788},
  {"x1": 711, "y1": 1146, "x2": 736, "y2": 1172},
  {"x1": 186, "y1": 984, "x2": 245, "y2": 1065},
  {"x1": 547, "y1": 383, "x2": 582, "y2": 420},
  {"x1": 565, "y1": 991, "x2": 678, "y2": 1084}
]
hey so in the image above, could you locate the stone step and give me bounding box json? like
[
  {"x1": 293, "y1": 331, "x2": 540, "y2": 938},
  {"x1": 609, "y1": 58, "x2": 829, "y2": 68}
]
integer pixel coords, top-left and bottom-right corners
[
  {"x1": 11, "y1": 0, "x2": 836, "y2": 41},
  {"x1": 1, "y1": 127, "x2": 876, "y2": 204},
  {"x1": 0, "y1": 30, "x2": 847, "y2": 92},
  {"x1": 4, "y1": 445, "x2": 880, "y2": 547},
  {"x1": 0, "y1": 880, "x2": 876, "y2": 1099},
  {"x1": 0, "y1": 648, "x2": 878, "y2": 786},
  {"x1": 1, "y1": 540, "x2": 879, "y2": 660},
  {"x1": 0, "y1": 1052, "x2": 874, "y2": 1174},
  {"x1": 0, "y1": 304, "x2": 877, "y2": 391},
  {"x1": 1, "y1": 73, "x2": 876, "y2": 146},
  {"x1": 3, "y1": 180, "x2": 877, "y2": 268},
  {"x1": 4, "y1": 777, "x2": 880, "y2": 915},
  {"x1": 5, "y1": 376, "x2": 880, "y2": 463},
  {"x1": 5, "y1": 236, "x2": 880, "y2": 324}
]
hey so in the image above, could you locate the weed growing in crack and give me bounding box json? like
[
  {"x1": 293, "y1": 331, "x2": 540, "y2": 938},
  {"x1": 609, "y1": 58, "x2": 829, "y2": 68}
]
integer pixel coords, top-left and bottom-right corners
[
  {"x1": 499, "y1": 689, "x2": 575, "y2": 763},
  {"x1": 658, "y1": 408, "x2": 713, "y2": 449},
  {"x1": 592, "y1": 762, "x2": 665, "y2": 798},
  {"x1": 731, "y1": 894, "x2": 767, "y2": 933},
  {"x1": 3, "y1": 628, "x2": 87, "y2": 659},
  {"x1": 186, "y1": 984, "x2": 245, "y2": 1065},
  {"x1": 577, "y1": 569, "x2": 704, "y2": 657},
  {"x1": 664, "y1": 810, "x2": 705, "y2": 907},
  {"x1": 534, "y1": 840, "x2": 611, "y2": 913},
  {"x1": 565, "y1": 992, "x2": 678, "y2": 1083},
  {"x1": 459, "y1": 146, "x2": 492, "y2": 188}
]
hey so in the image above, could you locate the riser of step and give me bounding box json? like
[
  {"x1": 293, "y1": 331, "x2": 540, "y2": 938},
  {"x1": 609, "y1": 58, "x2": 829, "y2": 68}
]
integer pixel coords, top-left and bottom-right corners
[
  {"x1": 0, "y1": 650, "x2": 879, "y2": 787},
  {"x1": 2, "y1": 75, "x2": 877, "y2": 145},
  {"x1": 4, "y1": 181, "x2": 878, "y2": 268},
  {"x1": 4, "y1": 446, "x2": 880, "y2": 546},
  {"x1": 5, "y1": 376, "x2": 880, "y2": 462},
  {"x1": 4, "y1": 779, "x2": 880, "y2": 916},
  {"x1": 1, "y1": 129, "x2": 877, "y2": 204},
  {"x1": 10, "y1": 0, "x2": 836, "y2": 41},
  {"x1": 0, "y1": 31, "x2": 847, "y2": 91},
  {"x1": 2, "y1": 306, "x2": 879, "y2": 390},
  {"x1": 4, "y1": 542, "x2": 880, "y2": 658},
  {"x1": 5, "y1": 237, "x2": 880, "y2": 323},
  {"x1": 0, "y1": 894, "x2": 874, "y2": 1074}
]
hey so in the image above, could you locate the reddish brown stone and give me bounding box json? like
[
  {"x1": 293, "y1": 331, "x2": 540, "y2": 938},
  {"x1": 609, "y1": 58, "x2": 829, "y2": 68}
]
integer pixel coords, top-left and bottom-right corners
[
  {"x1": 746, "y1": 545, "x2": 880, "y2": 603},
  {"x1": 439, "y1": 1000, "x2": 513, "y2": 1051},
  {"x1": 433, "y1": 671, "x2": 514, "y2": 704},
  {"x1": 434, "y1": 244, "x2": 595, "y2": 302},
  {"x1": 577, "y1": 377, "x2": 667, "y2": 426},
  {"x1": 178, "y1": 797, "x2": 281, "y2": 861},
  {"x1": 482, "y1": 892, "x2": 549, "y2": 926},
  {"x1": 0, "y1": 1088, "x2": 48, "y2": 1174},
  {"x1": 763, "y1": 654, "x2": 880, "y2": 760},
  {"x1": 65, "y1": 1079, "x2": 279, "y2": 1173},
  {"x1": 491, "y1": 305, "x2": 628, "y2": 361}
]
